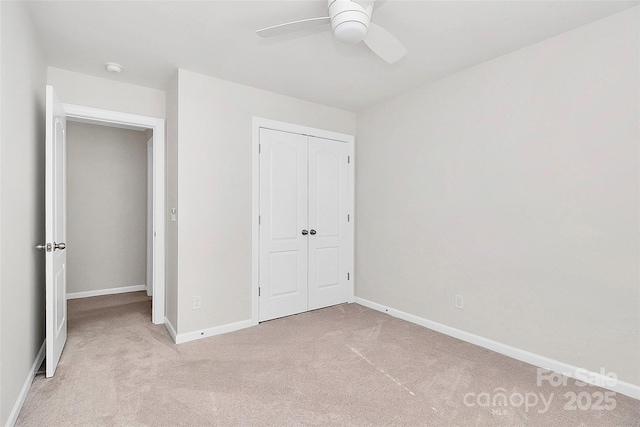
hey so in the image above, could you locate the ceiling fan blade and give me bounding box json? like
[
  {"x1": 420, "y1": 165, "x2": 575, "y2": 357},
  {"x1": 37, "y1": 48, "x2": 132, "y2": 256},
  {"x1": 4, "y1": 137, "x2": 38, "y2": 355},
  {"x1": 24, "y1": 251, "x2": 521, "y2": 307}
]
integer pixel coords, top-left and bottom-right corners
[
  {"x1": 363, "y1": 22, "x2": 407, "y2": 64},
  {"x1": 256, "y1": 17, "x2": 331, "y2": 38}
]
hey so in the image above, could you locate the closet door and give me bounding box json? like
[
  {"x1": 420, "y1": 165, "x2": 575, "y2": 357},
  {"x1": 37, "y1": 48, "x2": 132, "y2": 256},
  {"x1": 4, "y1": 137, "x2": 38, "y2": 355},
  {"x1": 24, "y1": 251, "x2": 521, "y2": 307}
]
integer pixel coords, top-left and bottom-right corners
[
  {"x1": 307, "y1": 137, "x2": 350, "y2": 310},
  {"x1": 258, "y1": 129, "x2": 309, "y2": 322}
]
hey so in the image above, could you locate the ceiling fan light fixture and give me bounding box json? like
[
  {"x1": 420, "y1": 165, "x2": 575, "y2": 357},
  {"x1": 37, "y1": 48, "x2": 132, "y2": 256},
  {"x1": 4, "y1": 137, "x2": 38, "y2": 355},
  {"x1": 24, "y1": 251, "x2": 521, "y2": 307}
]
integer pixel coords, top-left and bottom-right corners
[
  {"x1": 329, "y1": 0, "x2": 372, "y2": 44},
  {"x1": 334, "y1": 20, "x2": 368, "y2": 44},
  {"x1": 256, "y1": 0, "x2": 407, "y2": 63}
]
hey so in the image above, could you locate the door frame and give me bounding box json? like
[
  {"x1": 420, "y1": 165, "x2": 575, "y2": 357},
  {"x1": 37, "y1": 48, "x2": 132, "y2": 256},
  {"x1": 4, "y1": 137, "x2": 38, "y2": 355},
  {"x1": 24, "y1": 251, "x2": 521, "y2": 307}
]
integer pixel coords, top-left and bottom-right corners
[
  {"x1": 63, "y1": 103, "x2": 166, "y2": 324},
  {"x1": 251, "y1": 117, "x2": 354, "y2": 325},
  {"x1": 146, "y1": 137, "x2": 154, "y2": 297}
]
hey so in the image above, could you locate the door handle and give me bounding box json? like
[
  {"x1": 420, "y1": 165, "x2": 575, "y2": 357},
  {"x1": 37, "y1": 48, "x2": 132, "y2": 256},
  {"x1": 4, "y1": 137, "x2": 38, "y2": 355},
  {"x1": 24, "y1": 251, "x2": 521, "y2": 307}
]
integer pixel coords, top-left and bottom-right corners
[
  {"x1": 301, "y1": 230, "x2": 309, "y2": 235},
  {"x1": 36, "y1": 242, "x2": 66, "y2": 252},
  {"x1": 310, "y1": 229, "x2": 316, "y2": 235}
]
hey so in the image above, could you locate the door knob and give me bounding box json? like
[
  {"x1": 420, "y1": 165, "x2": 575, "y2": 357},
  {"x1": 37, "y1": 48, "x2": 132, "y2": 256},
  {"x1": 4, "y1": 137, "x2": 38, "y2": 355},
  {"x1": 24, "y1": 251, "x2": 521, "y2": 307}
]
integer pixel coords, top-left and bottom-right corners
[
  {"x1": 310, "y1": 229, "x2": 316, "y2": 235},
  {"x1": 301, "y1": 230, "x2": 309, "y2": 235},
  {"x1": 35, "y1": 242, "x2": 65, "y2": 252}
]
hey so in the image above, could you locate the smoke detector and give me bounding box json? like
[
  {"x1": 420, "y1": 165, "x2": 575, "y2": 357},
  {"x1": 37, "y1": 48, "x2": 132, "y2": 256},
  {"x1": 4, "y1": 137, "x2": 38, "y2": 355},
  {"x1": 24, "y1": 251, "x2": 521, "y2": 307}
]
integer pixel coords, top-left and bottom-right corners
[{"x1": 105, "y1": 62, "x2": 123, "y2": 74}]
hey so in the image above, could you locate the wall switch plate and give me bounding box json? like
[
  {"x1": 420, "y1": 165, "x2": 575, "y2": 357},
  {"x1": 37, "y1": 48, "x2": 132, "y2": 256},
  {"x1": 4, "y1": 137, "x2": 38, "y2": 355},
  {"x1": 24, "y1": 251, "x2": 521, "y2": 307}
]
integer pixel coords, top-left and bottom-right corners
[
  {"x1": 192, "y1": 295, "x2": 201, "y2": 310},
  {"x1": 454, "y1": 294, "x2": 464, "y2": 310}
]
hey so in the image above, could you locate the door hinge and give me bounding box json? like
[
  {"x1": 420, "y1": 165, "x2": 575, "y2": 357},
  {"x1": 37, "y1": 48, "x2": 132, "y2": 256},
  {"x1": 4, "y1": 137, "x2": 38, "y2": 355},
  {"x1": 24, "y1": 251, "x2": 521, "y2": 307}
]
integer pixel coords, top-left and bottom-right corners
[
  {"x1": 347, "y1": 272, "x2": 350, "y2": 280},
  {"x1": 348, "y1": 156, "x2": 350, "y2": 164},
  {"x1": 258, "y1": 287, "x2": 261, "y2": 296},
  {"x1": 259, "y1": 144, "x2": 261, "y2": 153},
  {"x1": 259, "y1": 215, "x2": 261, "y2": 225},
  {"x1": 347, "y1": 214, "x2": 350, "y2": 222}
]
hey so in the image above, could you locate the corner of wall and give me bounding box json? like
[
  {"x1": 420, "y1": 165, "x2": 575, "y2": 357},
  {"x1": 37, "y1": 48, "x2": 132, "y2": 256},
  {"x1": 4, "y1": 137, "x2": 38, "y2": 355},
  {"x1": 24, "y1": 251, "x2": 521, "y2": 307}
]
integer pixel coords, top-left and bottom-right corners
[{"x1": 164, "y1": 70, "x2": 179, "y2": 331}]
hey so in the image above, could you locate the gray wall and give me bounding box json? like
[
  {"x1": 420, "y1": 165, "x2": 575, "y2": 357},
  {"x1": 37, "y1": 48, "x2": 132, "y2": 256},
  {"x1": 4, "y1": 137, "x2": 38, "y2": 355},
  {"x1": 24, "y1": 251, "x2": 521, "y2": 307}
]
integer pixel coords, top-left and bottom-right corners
[
  {"x1": 0, "y1": 2, "x2": 47, "y2": 424},
  {"x1": 168, "y1": 69, "x2": 356, "y2": 335},
  {"x1": 66, "y1": 122, "x2": 148, "y2": 294},
  {"x1": 355, "y1": 8, "x2": 639, "y2": 385}
]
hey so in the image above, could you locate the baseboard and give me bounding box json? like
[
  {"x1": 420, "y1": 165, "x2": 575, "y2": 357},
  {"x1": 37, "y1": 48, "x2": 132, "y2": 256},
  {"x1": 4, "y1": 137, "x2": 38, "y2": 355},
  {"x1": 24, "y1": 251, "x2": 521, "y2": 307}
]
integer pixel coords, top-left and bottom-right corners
[
  {"x1": 354, "y1": 297, "x2": 640, "y2": 400},
  {"x1": 5, "y1": 341, "x2": 45, "y2": 427},
  {"x1": 66, "y1": 284, "x2": 146, "y2": 300},
  {"x1": 174, "y1": 319, "x2": 253, "y2": 344},
  {"x1": 164, "y1": 316, "x2": 178, "y2": 343}
]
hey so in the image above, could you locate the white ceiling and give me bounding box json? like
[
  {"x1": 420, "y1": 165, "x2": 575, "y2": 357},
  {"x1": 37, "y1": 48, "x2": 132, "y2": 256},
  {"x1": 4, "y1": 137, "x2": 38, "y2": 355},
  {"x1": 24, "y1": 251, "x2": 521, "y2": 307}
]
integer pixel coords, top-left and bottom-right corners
[{"x1": 26, "y1": 0, "x2": 638, "y2": 112}]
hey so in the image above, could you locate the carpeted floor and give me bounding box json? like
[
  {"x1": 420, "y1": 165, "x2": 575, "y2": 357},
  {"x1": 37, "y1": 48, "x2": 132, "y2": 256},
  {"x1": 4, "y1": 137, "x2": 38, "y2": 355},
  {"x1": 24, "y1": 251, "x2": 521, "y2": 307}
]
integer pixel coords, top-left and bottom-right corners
[{"x1": 16, "y1": 292, "x2": 640, "y2": 426}]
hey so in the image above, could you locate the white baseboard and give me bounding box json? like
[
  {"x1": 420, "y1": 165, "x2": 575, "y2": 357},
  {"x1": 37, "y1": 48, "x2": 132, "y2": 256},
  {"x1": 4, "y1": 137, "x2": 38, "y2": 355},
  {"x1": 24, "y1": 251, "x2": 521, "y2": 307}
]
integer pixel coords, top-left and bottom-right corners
[
  {"x1": 164, "y1": 316, "x2": 178, "y2": 343},
  {"x1": 354, "y1": 297, "x2": 640, "y2": 400},
  {"x1": 66, "y1": 284, "x2": 146, "y2": 300},
  {"x1": 174, "y1": 319, "x2": 253, "y2": 344},
  {"x1": 5, "y1": 341, "x2": 45, "y2": 427}
]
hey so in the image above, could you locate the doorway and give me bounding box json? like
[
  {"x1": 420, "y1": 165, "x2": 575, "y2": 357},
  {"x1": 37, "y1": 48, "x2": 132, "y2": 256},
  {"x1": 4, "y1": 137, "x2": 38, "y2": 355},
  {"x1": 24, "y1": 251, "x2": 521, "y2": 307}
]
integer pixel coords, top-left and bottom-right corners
[
  {"x1": 65, "y1": 122, "x2": 150, "y2": 303},
  {"x1": 63, "y1": 103, "x2": 166, "y2": 324}
]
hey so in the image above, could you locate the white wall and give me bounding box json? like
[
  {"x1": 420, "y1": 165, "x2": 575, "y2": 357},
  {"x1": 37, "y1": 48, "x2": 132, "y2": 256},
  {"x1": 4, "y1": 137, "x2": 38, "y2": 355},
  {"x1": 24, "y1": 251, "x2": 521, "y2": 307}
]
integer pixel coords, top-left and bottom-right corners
[
  {"x1": 47, "y1": 67, "x2": 166, "y2": 119},
  {"x1": 0, "y1": 2, "x2": 47, "y2": 424},
  {"x1": 356, "y1": 7, "x2": 639, "y2": 385},
  {"x1": 0, "y1": 2, "x2": 3, "y2": 414},
  {"x1": 66, "y1": 122, "x2": 148, "y2": 295},
  {"x1": 172, "y1": 69, "x2": 356, "y2": 335},
  {"x1": 165, "y1": 72, "x2": 179, "y2": 329}
]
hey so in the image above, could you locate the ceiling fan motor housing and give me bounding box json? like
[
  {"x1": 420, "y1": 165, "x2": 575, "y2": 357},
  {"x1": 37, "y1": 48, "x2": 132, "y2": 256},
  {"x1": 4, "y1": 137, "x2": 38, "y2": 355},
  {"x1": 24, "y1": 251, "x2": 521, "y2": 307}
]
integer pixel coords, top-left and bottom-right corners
[{"x1": 328, "y1": 0, "x2": 373, "y2": 44}]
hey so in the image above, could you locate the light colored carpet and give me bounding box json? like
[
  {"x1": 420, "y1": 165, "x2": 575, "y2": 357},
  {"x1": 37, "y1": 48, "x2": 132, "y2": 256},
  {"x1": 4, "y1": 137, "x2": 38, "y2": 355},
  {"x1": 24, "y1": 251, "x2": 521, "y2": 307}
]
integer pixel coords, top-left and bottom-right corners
[{"x1": 16, "y1": 292, "x2": 640, "y2": 426}]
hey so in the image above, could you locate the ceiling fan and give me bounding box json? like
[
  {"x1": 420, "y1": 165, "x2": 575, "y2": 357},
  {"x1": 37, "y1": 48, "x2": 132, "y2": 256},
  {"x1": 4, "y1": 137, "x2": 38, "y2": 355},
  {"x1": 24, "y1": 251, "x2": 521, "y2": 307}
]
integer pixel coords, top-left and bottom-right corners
[{"x1": 256, "y1": 0, "x2": 407, "y2": 64}]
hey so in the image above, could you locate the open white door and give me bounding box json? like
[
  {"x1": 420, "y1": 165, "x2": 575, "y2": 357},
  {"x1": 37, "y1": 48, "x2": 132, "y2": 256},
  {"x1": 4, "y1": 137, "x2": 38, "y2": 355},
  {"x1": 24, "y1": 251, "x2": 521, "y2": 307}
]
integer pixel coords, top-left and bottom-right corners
[{"x1": 43, "y1": 85, "x2": 67, "y2": 377}]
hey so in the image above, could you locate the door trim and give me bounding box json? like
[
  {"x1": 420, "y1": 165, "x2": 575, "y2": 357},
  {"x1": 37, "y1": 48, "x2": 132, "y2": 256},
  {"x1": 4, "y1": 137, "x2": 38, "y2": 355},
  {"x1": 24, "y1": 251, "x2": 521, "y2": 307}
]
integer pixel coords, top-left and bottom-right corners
[
  {"x1": 62, "y1": 103, "x2": 166, "y2": 325},
  {"x1": 251, "y1": 117, "x2": 355, "y2": 325}
]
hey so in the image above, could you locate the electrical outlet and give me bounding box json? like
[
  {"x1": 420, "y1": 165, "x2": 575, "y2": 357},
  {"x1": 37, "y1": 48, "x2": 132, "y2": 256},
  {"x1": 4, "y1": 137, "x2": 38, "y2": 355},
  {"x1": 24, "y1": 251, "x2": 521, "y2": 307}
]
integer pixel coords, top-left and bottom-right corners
[
  {"x1": 454, "y1": 294, "x2": 464, "y2": 310},
  {"x1": 192, "y1": 295, "x2": 202, "y2": 310}
]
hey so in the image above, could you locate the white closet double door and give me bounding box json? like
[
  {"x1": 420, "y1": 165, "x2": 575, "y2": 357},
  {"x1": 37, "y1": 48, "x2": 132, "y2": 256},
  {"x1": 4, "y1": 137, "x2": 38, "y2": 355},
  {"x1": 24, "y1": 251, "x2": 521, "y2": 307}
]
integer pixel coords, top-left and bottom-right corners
[{"x1": 259, "y1": 128, "x2": 352, "y2": 322}]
